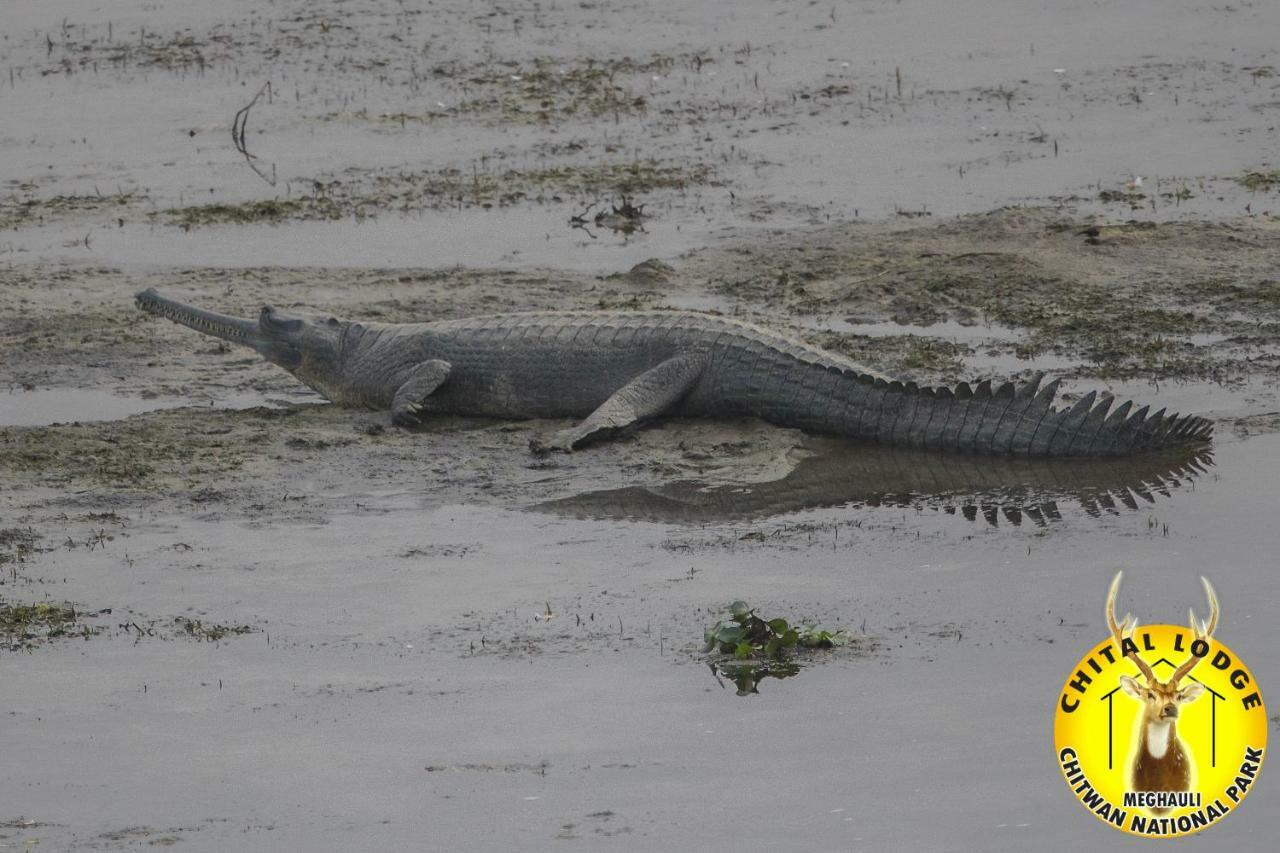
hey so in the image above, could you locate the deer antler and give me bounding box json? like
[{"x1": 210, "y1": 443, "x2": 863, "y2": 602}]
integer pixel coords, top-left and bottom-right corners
[
  {"x1": 1106, "y1": 571, "x2": 1157, "y2": 683},
  {"x1": 1170, "y1": 577, "x2": 1220, "y2": 685}
]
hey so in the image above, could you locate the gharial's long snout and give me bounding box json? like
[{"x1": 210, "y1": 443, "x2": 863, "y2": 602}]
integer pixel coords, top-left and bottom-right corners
[{"x1": 135, "y1": 288, "x2": 260, "y2": 344}]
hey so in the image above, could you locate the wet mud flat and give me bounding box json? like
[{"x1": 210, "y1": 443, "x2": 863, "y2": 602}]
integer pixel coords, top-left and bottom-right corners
[{"x1": 3, "y1": 0, "x2": 1280, "y2": 850}]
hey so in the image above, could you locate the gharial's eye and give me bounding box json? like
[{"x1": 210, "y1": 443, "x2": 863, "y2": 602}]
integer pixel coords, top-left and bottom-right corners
[{"x1": 327, "y1": 317, "x2": 340, "y2": 327}]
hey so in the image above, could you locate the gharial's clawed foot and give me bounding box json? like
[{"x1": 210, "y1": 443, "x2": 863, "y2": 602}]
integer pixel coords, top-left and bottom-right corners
[
  {"x1": 391, "y1": 402, "x2": 423, "y2": 429},
  {"x1": 389, "y1": 360, "x2": 450, "y2": 429}
]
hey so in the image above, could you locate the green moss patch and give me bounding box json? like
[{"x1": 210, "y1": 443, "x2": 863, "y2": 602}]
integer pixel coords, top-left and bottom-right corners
[
  {"x1": 1235, "y1": 170, "x2": 1280, "y2": 191},
  {"x1": 1, "y1": 600, "x2": 100, "y2": 650}
]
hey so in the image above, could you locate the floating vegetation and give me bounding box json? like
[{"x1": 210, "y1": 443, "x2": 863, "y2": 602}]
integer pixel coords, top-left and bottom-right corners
[
  {"x1": 0, "y1": 190, "x2": 142, "y2": 230},
  {"x1": 1098, "y1": 188, "x2": 1146, "y2": 205},
  {"x1": 704, "y1": 600, "x2": 850, "y2": 661},
  {"x1": 37, "y1": 26, "x2": 228, "y2": 75},
  {"x1": 167, "y1": 160, "x2": 714, "y2": 226},
  {"x1": 0, "y1": 528, "x2": 40, "y2": 567},
  {"x1": 427, "y1": 55, "x2": 665, "y2": 124},
  {"x1": 170, "y1": 198, "x2": 333, "y2": 228},
  {"x1": 327, "y1": 54, "x2": 684, "y2": 127},
  {"x1": 113, "y1": 613, "x2": 258, "y2": 644},
  {"x1": 702, "y1": 601, "x2": 866, "y2": 695},
  {"x1": 101, "y1": 35, "x2": 222, "y2": 71},
  {"x1": 570, "y1": 195, "x2": 649, "y2": 236},
  {"x1": 172, "y1": 616, "x2": 255, "y2": 642},
  {"x1": 1, "y1": 529, "x2": 254, "y2": 650},
  {"x1": 1, "y1": 600, "x2": 99, "y2": 650},
  {"x1": 1235, "y1": 170, "x2": 1280, "y2": 191}
]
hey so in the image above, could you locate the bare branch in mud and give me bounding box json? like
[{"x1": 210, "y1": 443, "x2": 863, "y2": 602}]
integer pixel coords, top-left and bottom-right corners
[
  {"x1": 567, "y1": 195, "x2": 649, "y2": 238},
  {"x1": 568, "y1": 200, "x2": 597, "y2": 225},
  {"x1": 568, "y1": 200, "x2": 599, "y2": 238},
  {"x1": 231, "y1": 81, "x2": 276, "y2": 186},
  {"x1": 231, "y1": 81, "x2": 270, "y2": 154},
  {"x1": 569, "y1": 221, "x2": 598, "y2": 239}
]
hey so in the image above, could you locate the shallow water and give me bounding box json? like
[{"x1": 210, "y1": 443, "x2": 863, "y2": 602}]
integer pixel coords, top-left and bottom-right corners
[
  {"x1": 4, "y1": 0, "x2": 1279, "y2": 272},
  {"x1": 2, "y1": 432, "x2": 1274, "y2": 851}
]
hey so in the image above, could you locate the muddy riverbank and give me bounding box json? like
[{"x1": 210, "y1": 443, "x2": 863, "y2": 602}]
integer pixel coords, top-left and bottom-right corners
[{"x1": 3, "y1": 206, "x2": 1279, "y2": 852}]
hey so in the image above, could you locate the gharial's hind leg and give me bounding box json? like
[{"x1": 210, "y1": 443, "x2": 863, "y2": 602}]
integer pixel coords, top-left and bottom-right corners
[
  {"x1": 391, "y1": 360, "x2": 452, "y2": 427},
  {"x1": 535, "y1": 353, "x2": 708, "y2": 452}
]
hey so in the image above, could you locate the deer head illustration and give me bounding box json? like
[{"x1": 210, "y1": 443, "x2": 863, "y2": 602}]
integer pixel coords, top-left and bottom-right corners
[{"x1": 1106, "y1": 571, "x2": 1219, "y2": 807}]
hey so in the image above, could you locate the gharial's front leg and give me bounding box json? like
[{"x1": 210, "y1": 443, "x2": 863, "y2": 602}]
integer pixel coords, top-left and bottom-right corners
[
  {"x1": 390, "y1": 360, "x2": 451, "y2": 427},
  {"x1": 534, "y1": 353, "x2": 708, "y2": 452}
]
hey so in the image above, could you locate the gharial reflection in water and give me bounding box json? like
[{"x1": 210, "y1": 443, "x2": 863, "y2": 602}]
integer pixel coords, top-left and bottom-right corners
[{"x1": 531, "y1": 440, "x2": 1214, "y2": 526}]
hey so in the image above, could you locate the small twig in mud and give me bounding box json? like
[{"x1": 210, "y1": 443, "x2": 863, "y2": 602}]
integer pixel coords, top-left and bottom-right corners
[
  {"x1": 593, "y1": 195, "x2": 648, "y2": 235},
  {"x1": 568, "y1": 201, "x2": 599, "y2": 239},
  {"x1": 608, "y1": 194, "x2": 646, "y2": 221},
  {"x1": 568, "y1": 200, "x2": 597, "y2": 225},
  {"x1": 231, "y1": 81, "x2": 276, "y2": 186},
  {"x1": 570, "y1": 195, "x2": 649, "y2": 237},
  {"x1": 232, "y1": 81, "x2": 270, "y2": 154}
]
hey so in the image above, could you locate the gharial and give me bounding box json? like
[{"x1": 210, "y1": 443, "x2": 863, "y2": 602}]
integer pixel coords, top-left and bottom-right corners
[{"x1": 135, "y1": 289, "x2": 1213, "y2": 456}]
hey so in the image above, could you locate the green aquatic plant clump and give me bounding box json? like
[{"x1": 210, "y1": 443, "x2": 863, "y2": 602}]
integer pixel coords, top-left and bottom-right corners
[
  {"x1": 703, "y1": 600, "x2": 849, "y2": 661},
  {"x1": 173, "y1": 616, "x2": 255, "y2": 642},
  {"x1": 1, "y1": 600, "x2": 97, "y2": 649},
  {"x1": 1235, "y1": 170, "x2": 1280, "y2": 191},
  {"x1": 0, "y1": 527, "x2": 40, "y2": 567}
]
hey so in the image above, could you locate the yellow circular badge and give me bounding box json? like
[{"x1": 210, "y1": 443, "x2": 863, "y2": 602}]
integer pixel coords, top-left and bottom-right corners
[{"x1": 1054, "y1": 575, "x2": 1266, "y2": 837}]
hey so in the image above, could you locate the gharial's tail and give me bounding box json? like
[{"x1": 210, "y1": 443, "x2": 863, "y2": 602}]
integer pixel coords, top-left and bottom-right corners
[{"x1": 855, "y1": 371, "x2": 1212, "y2": 456}]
